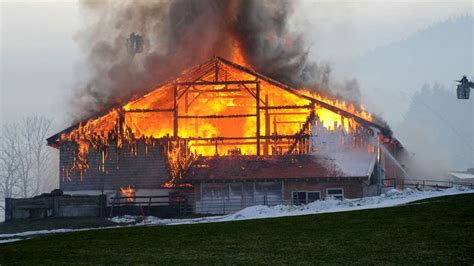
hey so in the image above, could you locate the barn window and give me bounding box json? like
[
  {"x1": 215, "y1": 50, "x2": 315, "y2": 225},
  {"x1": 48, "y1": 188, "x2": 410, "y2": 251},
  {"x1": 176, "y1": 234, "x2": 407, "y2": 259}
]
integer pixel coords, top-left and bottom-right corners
[
  {"x1": 292, "y1": 191, "x2": 321, "y2": 205},
  {"x1": 326, "y1": 188, "x2": 344, "y2": 199}
]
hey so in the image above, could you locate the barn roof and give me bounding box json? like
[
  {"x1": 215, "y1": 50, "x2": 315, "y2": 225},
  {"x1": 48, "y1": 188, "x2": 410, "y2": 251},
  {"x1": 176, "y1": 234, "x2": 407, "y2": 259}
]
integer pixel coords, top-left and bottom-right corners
[
  {"x1": 184, "y1": 154, "x2": 375, "y2": 182},
  {"x1": 47, "y1": 56, "x2": 393, "y2": 147}
]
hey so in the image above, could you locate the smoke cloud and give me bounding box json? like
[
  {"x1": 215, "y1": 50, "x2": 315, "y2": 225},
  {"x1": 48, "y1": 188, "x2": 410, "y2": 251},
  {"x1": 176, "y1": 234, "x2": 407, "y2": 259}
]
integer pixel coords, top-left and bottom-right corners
[{"x1": 71, "y1": 0, "x2": 361, "y2": 120}]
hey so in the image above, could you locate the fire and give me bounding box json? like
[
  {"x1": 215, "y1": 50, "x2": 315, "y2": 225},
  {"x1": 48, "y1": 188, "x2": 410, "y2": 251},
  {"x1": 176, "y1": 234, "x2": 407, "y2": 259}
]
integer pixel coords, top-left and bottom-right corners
[
  {"x1": 161, "y1": 182, "x2": 193, "y2": 188},
  {"x1": 300, "y1": 90, "x2": 372, "y2": 122},
  {"x1": 120, "y1": 185, "x2": 135, "y2": 202},
  {"x1": 56, "y1": 46, "x2": 376, "y2": 184},
  {"x1": 232, "y1": 38, "x2": 251, "y2": 68}
]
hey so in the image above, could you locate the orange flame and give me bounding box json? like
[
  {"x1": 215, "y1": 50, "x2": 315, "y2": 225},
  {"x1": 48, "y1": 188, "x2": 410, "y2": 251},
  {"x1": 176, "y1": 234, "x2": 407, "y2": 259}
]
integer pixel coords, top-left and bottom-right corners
[
  {"x1": 58, "y1": 41, "x2": 376, "y2": 183},
  {"x1": 232, "y1": 38, "x2": 251, "y2": 68},
  {"x1": 120, "y1": 185, "x2": 135, "y2": 202},
  {"x1": 161, "y1": 182, "x2": 193, "y2": 188}
]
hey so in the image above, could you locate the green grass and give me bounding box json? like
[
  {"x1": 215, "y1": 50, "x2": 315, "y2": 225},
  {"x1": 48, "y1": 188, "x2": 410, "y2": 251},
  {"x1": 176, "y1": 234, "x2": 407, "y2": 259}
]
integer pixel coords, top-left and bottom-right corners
[
  {"x1": 1, "y1": 194, "x2": 473, "y2": 265},
  {"x1": 0, "y1": 217, "x2": 117, "y2": 235}
]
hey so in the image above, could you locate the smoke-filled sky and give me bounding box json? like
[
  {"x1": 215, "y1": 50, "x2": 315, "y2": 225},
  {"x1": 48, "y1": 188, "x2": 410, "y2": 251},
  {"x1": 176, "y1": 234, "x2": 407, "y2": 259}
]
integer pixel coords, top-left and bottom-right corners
[{"x1": 1, "y1": 1, "x2": 472, "y2": 139}]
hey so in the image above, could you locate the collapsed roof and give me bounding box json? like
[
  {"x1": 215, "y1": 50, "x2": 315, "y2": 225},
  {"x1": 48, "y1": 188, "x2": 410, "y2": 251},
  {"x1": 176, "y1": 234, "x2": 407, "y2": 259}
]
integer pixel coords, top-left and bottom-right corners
[{"x1": 48, "y1": 56, "x2": 393, "y2": 149}]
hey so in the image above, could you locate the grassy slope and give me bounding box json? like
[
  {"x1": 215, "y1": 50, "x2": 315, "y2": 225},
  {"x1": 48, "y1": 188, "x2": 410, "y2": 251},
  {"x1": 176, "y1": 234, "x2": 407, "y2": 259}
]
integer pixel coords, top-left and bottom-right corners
[
  {"x1": 0, "y1": 217, "x2": 117, "y2": 235},
  {"x1": 1, "y1": 194, "x2": 473, "y2": 265}
]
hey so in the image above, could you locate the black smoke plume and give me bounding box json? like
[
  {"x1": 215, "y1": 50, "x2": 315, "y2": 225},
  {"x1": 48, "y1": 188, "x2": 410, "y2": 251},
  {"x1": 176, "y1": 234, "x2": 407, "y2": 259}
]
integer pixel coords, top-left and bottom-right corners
[{"x1": 72, "y1": 0, "x2": 361, "y2": 120}]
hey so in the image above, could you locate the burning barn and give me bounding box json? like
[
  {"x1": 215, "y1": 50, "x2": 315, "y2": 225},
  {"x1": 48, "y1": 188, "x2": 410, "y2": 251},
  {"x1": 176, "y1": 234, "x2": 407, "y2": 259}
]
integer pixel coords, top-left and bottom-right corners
[{"x1": 47, "y1": 56, "x2": 404, "y2": 214}]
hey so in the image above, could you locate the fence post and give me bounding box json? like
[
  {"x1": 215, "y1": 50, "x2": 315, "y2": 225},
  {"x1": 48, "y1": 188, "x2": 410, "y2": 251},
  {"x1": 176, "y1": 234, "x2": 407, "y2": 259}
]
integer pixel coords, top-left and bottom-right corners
[
  {"x1": 99, "y1": 195, "x2": 107, "y2": 217},
  {"x1": 4, "y1": 198, "x2": 12, "y2": 222},
  {"x1": 147, "y1": 197, "x2": 152, "y2": 216},
  {"x1": 109, "y1": 198, "x2": 115, "y2": 218},
  {"x1": 423, "y1": 180, "x2": 425, "y2": 190},
  {"x1": 223, "y1": 196, "x2": 226, "y2": 214}
]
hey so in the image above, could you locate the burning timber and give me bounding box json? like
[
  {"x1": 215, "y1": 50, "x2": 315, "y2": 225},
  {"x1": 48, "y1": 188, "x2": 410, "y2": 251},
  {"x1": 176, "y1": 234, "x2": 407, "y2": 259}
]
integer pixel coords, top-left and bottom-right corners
[{"x1": 47, "y1": 56, "x2": 405, "y2": 215}]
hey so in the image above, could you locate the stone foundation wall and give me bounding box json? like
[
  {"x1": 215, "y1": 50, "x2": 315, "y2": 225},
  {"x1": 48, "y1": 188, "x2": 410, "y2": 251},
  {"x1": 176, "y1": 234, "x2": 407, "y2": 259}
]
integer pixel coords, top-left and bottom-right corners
[{"x1": 4, "y1": 194, "x2": 106, "y2": 221}]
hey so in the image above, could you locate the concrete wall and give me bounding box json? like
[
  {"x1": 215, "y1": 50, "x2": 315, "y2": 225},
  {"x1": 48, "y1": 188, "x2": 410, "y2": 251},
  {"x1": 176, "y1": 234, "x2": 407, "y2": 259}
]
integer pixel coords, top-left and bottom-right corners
[
  {"x1": 63, "y1": 189, "x2": 172, "y2": 208},
  {"x1": 5, "y1": 195, "x2": 106, "y2": 221},
  {"x1": 283, "y1": 179, "x2": 365, "y2": 200},
  {"x1": 192, "y1": 178, "x2": 371, "y2": 214},
  {"x1": 60, "y1": 140, "x2": 170, "y2": 191},
  {"x1": 194, "y1": 182, "x2": 283, "y2": 214}
]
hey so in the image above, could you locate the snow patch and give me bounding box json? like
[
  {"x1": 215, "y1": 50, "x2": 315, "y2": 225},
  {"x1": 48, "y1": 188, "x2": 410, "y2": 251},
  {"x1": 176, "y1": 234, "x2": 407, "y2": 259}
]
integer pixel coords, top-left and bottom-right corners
[
  {"x1": 1, "y1": 186, "x2": 472, "y2": 244},
  {"x1": 111, "y1": 186, "x2": 474, "y2": 226},
  {"x1": 0, "y1": 238, "x2": 22, "y2": 244},
  {"x1": 109, "y1": 215, "x2": 140, "y2": 224}
]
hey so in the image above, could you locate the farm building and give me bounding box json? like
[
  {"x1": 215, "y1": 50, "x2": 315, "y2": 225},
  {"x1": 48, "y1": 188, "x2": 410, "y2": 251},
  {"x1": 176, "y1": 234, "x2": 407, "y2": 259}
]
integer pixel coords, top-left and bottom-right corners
[{"x1": 47, "y1": 57, "x2": 405, "y2": 214}]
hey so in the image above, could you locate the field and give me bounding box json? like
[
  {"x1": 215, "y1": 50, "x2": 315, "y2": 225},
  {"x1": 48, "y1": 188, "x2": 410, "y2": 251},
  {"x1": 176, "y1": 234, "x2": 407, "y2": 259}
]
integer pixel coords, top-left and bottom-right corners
[{"x1": 1, "y1": 193, "x2": 473, "y2": 264}]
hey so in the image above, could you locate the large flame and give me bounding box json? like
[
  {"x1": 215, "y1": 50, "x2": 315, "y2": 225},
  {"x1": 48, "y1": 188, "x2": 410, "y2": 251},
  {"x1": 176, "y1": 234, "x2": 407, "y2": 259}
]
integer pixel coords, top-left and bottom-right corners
[
  {"x1": 232, "y1": 38, "x2": 251, "y2": 68},
  {"x1": 58, "y1": 41, "x2": 375, "y2": 184}
]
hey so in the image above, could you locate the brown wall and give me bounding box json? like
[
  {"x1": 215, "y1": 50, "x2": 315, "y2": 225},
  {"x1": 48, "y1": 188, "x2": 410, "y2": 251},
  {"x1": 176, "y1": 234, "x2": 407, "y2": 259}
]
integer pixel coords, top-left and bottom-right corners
[
  {"x1": 283, "y1": 179, "x2": 365, "y2": 199},
  {"x1": 59, "y1": 140, "x2": 170, "y2": 191}
]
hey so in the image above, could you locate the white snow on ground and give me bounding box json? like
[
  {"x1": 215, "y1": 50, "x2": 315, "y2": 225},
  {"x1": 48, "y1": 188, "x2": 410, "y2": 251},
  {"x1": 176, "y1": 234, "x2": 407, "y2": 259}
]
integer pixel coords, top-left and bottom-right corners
[
  {"x1": 1, "y1": 186, "x2": 473, "y2": 244},
  {"x1": 112, "y1": 186, "x2": 474, "y2": 226},
  {"x1": 0, "y1": 238, "x2": 23, "y2": 244},
  {"x1": 0, "y1": 226, "x2": 129, "y2": 244}
]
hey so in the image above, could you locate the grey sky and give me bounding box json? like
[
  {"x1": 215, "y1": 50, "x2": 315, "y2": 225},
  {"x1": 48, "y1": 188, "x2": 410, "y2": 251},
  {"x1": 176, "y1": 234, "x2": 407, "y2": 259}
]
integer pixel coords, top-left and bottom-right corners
[
  {"x1": 1, "y1": 0, "x2": 82, "y2": 131},
  {"x1": 0, "y1": 0, "x2": 473, "y2": 133}
]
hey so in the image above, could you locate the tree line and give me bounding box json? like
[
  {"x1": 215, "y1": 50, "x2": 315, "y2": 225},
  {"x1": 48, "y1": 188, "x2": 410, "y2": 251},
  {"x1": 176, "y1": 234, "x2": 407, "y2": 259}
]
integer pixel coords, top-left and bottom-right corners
[{"x1": 0, "y1": 115, "x2": 57, "y2": 207}]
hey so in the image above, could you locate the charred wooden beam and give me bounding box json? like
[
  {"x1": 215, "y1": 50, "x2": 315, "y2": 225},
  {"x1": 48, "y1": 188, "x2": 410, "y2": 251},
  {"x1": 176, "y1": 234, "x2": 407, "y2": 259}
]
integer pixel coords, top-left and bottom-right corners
[
  {"x1": 186, "y1": 135, "x2": 310, "y2": 141},
  {"x1": 241, "y1": 83, "x2": 256, "y2": 99},
  {"x1": 177, "y1": 114, "x2": 256, "y2": 119},
  {"x1": 177, "y1": 80, "x2": 258, "y2": 86},
  {"x1": 191, "y1": 142, "x2": 257, "y2": 146},
  {"x1": 214, "y1": 60, "x2": 219, "y2": 82},
  {"x1": 225, "y1": 105, "x2": 255, "y2": 108},
  {"x1": 264, "y1": 94, "x2": 270, "y2": 156},
  {"x1": 125, "y1": 108, "x2": 174, "y2": 113},
  {"x1": 185, "y1": 91, "x2": 189, "y2": 114},
  {"x1": 274, "y1": 121, "x2": 306, "y2": 124},
  {"x1": 266, "y1": 105, "x2": 312, "y2": 110},
  {"x1": 187, "y1": 92, "x2": 201, "y2": 110},
  {"x1": 241, "y1": 83, "x2": 266, "y2": 105},
  {"x1": 256, "y1": 81, "x2": 261, "y2": 156},
  {"x1": 176, "y1": 84, "x2": 193, "y2": 101},
  {"x1": 118, "y1": 109, "x2": 125, "y2": 138},
  {"x1": 287, "y1": 113, "x2": 314, "y2": 155},
  {"x1": 173, "y1": 83, "x2": 178, "y2": 138},
  {"x1": 268, "y1": 112, "x2": 309, "y2": 116},
  {"x1": 198, "y1": 95, "x2": 252, "y2": 99},
  {"x1": 187, "y1": 88, "x2": 242, "y2": 93}
]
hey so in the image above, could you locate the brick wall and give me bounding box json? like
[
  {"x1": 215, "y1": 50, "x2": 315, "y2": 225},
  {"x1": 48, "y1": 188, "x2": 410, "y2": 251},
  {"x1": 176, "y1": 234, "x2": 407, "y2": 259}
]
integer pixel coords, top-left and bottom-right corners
[{"x1": 59, "y1": 140, "x2": 170, "y2": 191}]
